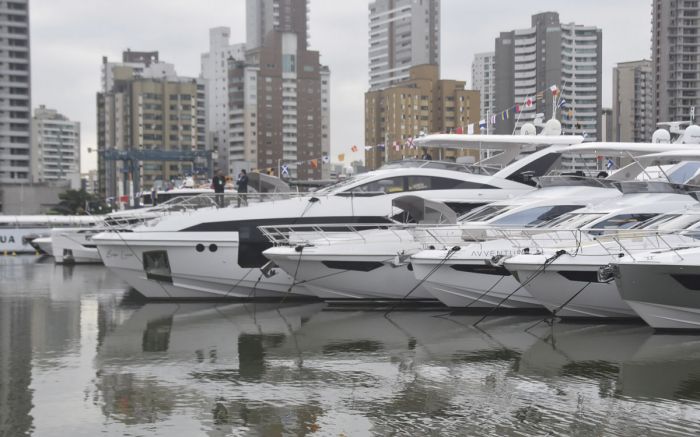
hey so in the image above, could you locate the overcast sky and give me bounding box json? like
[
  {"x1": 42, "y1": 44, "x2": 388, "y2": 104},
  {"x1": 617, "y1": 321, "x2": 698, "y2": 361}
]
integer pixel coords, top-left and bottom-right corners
[{"x1": 30, "y1": 0, "x2": 651, "y2": 173}]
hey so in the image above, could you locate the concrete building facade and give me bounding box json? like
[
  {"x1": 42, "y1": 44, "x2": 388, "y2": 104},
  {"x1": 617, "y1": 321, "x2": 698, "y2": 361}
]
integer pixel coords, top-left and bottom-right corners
[
  {"x1": 471, "y1": 52, "x2": 495, "y2": 130},
  {"x1": 653, "y1": 0, "x2": 700, "y2": 124},
  {"x1": 97, "y1": 52, "x2": 207, "y2": 199},
  {"x1": 368, "y1": 0, "x2": 440, "y2": 91},
  {"x1": 31, "y1": 105, "x2": 81, "y2": 186},
  {"x1": 246, "y1": 0, "x2": 309, "y2": 51},
  {"x1": 200, "y1": 27, "x2": 246, "y2": 174},
  {"x1": 494, "y1": 12, "x2": 602, "y2": 140},
  {"x1": 613, "y1": 60, "x2": 654, "y2": 142},
  {"x1": 0, "y1": 0, "x2": 31, "y2": 184},
  {"x1": 364, "y1": 64, "x2": 480, "y2": 170},
  {"x1": 228, "y1": 0, "x2": 330, "y2": 180}
]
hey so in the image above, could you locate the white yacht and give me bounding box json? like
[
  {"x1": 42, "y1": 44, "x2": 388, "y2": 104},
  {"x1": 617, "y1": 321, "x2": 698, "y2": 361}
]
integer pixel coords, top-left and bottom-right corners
[
  {"x1": 611, "y1": 238, "x2": 700, "y2": 330},
  {"x1": 50, "y1": 227, "x2": 104, "y2": 264},
  {"x1": 261, "y1": 141, "x2": 700, "y2": 305},
  {"x1": 500, "y1": 148, "x2": 700, "y2": 319},
  {"x1": 92, "y1": 133, "x2": 584, "y2": 301},
  {"x1": 261, "y1": 177, "x2": 619, "y2": 302},
  {"x1": 503, "y1": 183, "x2": 700, "y2": 318}
]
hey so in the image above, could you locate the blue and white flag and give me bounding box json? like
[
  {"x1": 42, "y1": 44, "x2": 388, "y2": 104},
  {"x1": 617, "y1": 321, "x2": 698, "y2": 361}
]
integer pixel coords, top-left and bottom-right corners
[
  {"x1": 606, "y1": 158, "x2": 614, "y2": 170},
  {"x1": 281, "y1": 164, "x2": 289, "y2": 176},
  {"x1": 479, "y1": 119, "x2": 486, "y2": 129},
  {"x1": 558, "y1": 98, "x2": 567, "y2": 108}
]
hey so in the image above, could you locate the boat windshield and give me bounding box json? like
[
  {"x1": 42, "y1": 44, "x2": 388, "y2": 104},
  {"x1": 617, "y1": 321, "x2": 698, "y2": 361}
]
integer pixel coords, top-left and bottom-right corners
[
  {"x1": 546, "y1": 213, "x2": 607, "y2": 229},
  {"x1": 490, "y1": 205, "x2": 584, "y2": 228},
  {"x1": 589, "y1": 213, "x2": 660, "y2": 230},
  {"x1": 650, "y1": 214, "x2": 700, "y2": 231},
  {"x1": 314, "y1": 173, "x2": 374, "y2": 194},
  {"x1": 459, "y1": 205, "x2": 512, "y2": 223}
]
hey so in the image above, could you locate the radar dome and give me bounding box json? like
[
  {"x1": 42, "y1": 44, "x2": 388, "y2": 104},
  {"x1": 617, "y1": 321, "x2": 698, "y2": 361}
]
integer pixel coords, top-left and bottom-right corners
[
  {"x1": 679, "y1": 125, "x2": 700, "y2": 144},
  {"x1": 519, "y1": 123, "x2": 536, "y2": 136},
  {"x1": 651, "y1": 128, "x2": 671, "y2": 144},
  {"x1": 541, "y1": 119, "x2": 562, "y2": 136}
]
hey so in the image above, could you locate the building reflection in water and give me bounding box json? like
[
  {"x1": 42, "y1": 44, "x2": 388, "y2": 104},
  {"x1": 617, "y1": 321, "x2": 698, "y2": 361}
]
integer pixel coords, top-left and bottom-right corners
[
  {"x1": 0, "y1": 259, "x2": 126, "y2": 437},
  {"x1": 3, "y1": 255, "x2": 700, "y2": 436}
]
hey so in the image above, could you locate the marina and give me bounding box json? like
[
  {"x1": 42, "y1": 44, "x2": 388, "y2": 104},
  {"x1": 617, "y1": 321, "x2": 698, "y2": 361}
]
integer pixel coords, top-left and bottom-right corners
[
  {"x1": 3, "y1": 0, "x2": 700, "y2": 433},
  {"x1": 2, "y1": 256, "x2": 700, "y2": 436}
]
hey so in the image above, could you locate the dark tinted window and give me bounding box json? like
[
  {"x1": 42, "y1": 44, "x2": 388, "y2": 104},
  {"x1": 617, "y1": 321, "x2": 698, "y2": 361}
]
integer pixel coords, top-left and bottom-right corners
[
  {"x1": 491, "y1": 205, "x2": 583, "y2": 227},
  {"x1": 591, "y1": 213, "x2": 660, "y2": 230},
  {"x1": 351, "y1": 177, "x2": 405, "y2": 194},
  {"x1": 407, "y1": 176, "x2": 497, "y2": 191}
]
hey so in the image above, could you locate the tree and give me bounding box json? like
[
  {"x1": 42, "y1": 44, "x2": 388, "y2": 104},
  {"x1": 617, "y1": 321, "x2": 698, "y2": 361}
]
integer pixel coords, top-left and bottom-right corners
[{"x1": 51, "y1": 189, "x2": 110, "y2": 215}]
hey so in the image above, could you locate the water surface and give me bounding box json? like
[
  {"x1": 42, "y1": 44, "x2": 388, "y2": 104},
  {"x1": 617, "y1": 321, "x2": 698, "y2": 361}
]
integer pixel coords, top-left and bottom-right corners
[{"x1": 1, "y1": 256, "x2": 700, "y2": 436}]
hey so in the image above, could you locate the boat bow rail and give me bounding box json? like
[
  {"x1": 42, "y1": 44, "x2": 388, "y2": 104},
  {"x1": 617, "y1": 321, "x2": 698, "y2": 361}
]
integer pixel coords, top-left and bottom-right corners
[
  {"x1": 472, "y1": 227, "x2": 700, "y2": 259},
  {"x1": 258, "y1": 223, "x2": 420, "y2": 247}
]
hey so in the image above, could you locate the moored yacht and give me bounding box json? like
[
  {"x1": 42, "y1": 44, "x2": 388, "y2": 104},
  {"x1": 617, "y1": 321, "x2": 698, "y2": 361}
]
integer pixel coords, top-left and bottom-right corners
[
  {"x1": 502, "y1": 182, "x2": 700, "y2": 318},
  {"x1": 612, "y1": 243, "x2": 700, "y2": 330},
  {"x1": 261, "y1": 177, "x2": 619, "y2": 302},
  {"x1": 93, "y1": 133, "x2": 584, "y2": 301}
]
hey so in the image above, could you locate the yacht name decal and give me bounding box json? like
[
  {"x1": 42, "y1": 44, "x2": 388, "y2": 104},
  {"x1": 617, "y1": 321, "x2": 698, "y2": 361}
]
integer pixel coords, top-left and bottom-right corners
[
  {"x1": 0, "y1": 235, "x2": 16, "y2": 244},
  {"x1": 470, "y1": 249, "x2": 524, "y2": 257}
]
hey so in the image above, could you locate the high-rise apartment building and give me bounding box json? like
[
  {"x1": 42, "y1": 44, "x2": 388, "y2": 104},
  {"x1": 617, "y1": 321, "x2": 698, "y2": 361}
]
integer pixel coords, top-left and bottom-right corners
[
  {"x1": 653, "y1": 0, "x2": 700, "y2": 124},
  {"x1": 246, "y1": 0, "x2": 309, "y2": 51},
  {"x1": 613, "y1": 60, "x2": 654, "y2": 142},
  {"x1": 31, "y1": 105, "x2": 81, "y2": 186},
  {"x1": 471, "y1": 52, "x2": 495, "y2": 130},
  {"x1": 0, "y1": 0, "x2": 30, "y2": 183},
  {"x1": 368, "y1": 0, "x2": 440, "y2": 91},
  {"x1": 229, "y1": 0, "x2": 330, "y2": 180},
  {"x1": 364, "y1": 64, "x2": 480, "y2": 170},
  {"x1": 494, "y1": 12, "x2": 602, "y2": 140},
  {"x1": 201, "y1": 27, "x2": 246, "y2": 174},
  {"x1": 97, "y1": 51, "x2": 206, "y2": 199}
]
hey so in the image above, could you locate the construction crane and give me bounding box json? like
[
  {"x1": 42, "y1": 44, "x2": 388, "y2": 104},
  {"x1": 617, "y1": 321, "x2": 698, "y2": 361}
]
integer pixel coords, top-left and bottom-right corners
[{"x1": 98, "y1": 148, "x2": 213, "y2": 207}]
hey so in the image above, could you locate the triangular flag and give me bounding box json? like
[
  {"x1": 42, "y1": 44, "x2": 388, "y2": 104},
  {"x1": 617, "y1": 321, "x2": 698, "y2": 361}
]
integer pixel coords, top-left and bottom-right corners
[
  {"x1": 550, "y1": 84, "x2": 559, "y2": 96},
  {"x1": 338, "y1": 153, "x2": 345, "y2": 162},
  {"x1": 455, "y1": 126, "x2": 463, "y2": 134},
  {"x1": 351, "y1": 145, "x2": 358, "y2": 153},
  {"x1": 321, "y1": 155, "x2": 330, "y2": 164},
  {"x1": 526, "y1": 97, "x2": 533, "y2": 108},
  {"x1": 479, "y1": 119, "x2": 486, "y2": 129},
  {"x1": 467, "y1": 123, "x2": 474, "y2": 135},
  {"x1": 515, "y1": 104, "x2": 521, "y2": 113},
  {"x1": 310, "y1": 159, "x2": 318, "y2": 169}
]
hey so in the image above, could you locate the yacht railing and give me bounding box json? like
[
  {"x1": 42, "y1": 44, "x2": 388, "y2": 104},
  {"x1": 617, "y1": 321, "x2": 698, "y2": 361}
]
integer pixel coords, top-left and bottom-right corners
[
  {"x1": 258, "y1": 222, "x2": 700, "y2": 261},
  {"x1": 455, "y1": 227, "x2": 700, "y2": 261},
  {"x1": 258, "y1": 223, "x2": 421, "y2": 246}
]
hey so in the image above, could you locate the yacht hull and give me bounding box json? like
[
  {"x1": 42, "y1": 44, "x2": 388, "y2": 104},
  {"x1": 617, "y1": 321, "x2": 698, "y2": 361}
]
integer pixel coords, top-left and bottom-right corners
[
  {"x1": 411, "y1": 249, "x2": 542, "y2": 309},
  {"x1": 505, "y1": 255, "x2": 636, "y2": 318},
  {"x1": 52, "y1": 230, "x2": 102, "y2": 264},
  {"x1": 264, "y1": 245, "x2": 435, "y2": 300},
  {"x1": 95, "y1": 231, "x2": 315, "y2": 300},
  {"x1": 616, "y1": 263, "x2": 700, "y2": 330}
]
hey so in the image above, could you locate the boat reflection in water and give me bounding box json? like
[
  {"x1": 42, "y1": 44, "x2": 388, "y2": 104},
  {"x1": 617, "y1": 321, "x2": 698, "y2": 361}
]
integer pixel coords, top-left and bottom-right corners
[{"x1": 93, "y1": 301, "x2": 700, "y2": 436}]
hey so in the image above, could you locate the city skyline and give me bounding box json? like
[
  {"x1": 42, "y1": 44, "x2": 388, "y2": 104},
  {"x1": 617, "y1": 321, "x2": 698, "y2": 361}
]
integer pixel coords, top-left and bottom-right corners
[{"x1": 30, "y1": 0, "x2": 651, "y2": 173}]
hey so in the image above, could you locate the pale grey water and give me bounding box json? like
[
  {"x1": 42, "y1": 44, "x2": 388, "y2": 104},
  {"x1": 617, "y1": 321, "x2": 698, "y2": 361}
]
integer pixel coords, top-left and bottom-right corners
[{"x1": 2, "y1": 256, "x2": 700, "y2": 436}]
